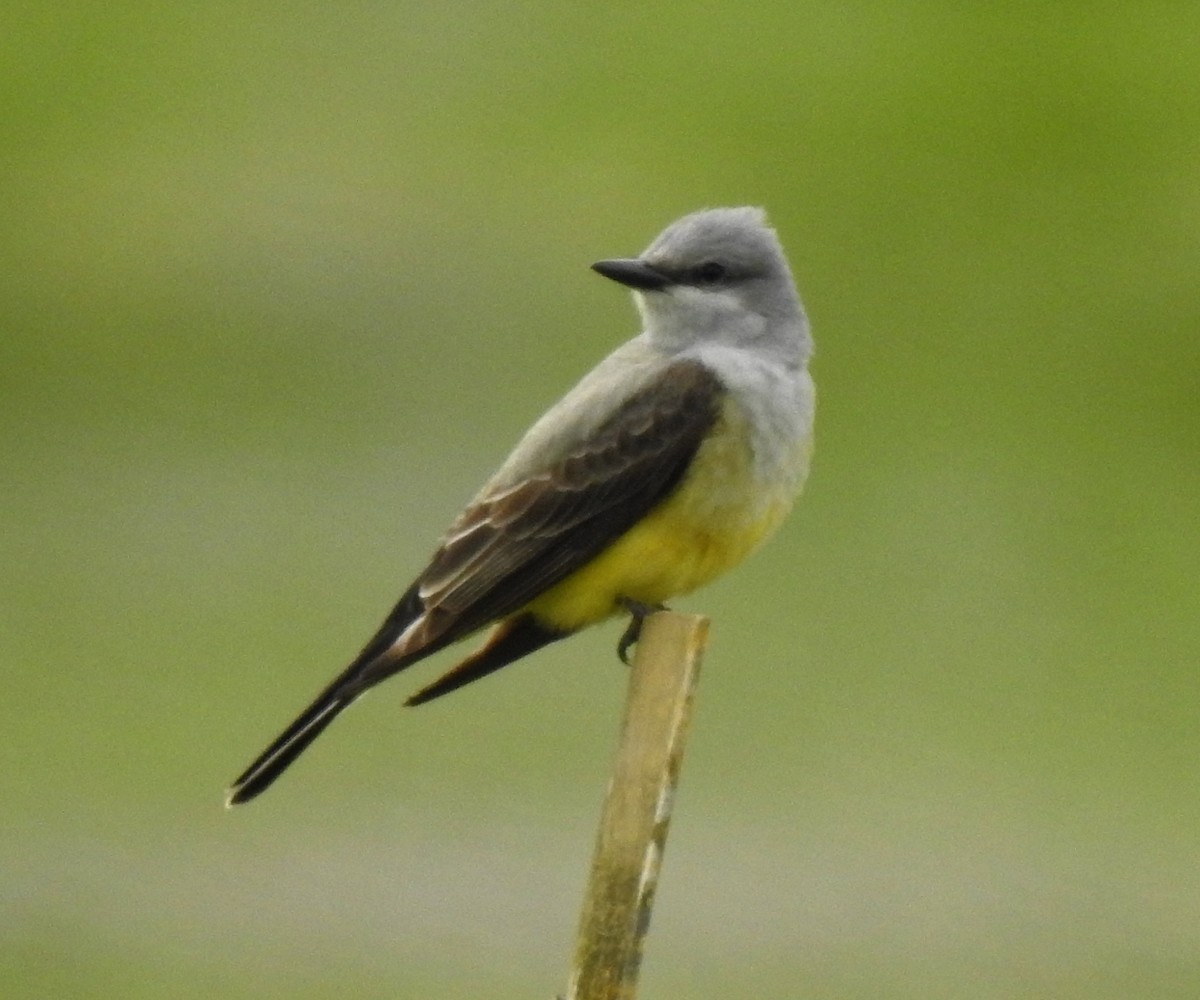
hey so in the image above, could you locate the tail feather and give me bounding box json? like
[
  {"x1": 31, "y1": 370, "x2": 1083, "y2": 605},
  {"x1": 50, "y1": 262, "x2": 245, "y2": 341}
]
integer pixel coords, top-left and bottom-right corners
[
  {"x1": 225, "y1": 596, "x2": 564, "y2": 805},
  {"x1": 226, "y1": 693, "x2": 351, "y2": 806},
  {"x1": 227, "y1": 583, "x2": 430, "y2": 806},
  {"x1": 405, "y1": 614, "x2": 566, "y2": 707},
  {"x1": 226, "y1": 590, "x2": 568, "y2": 804}
]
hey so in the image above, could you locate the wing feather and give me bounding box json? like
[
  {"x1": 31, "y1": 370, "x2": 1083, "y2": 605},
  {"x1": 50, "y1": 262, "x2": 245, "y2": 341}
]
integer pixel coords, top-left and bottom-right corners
[{"x1": 365, "y1": 358, "x2": 724, "y2": 677}]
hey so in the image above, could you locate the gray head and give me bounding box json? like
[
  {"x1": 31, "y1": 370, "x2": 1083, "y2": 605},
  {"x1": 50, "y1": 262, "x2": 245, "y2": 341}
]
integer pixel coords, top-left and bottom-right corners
[{"x1": 592, "y1": 207, "x2": 808, "y2": 358}]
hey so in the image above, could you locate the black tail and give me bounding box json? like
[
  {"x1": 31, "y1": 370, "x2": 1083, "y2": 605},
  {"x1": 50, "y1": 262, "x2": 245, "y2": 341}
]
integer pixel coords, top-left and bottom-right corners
[
  {"x1": 224, "y1": 578, "x2": 572, "y2": 805},
  {"x1": 225, "y1": 689, "x2": 354, "y2": 806},
  {"x1": 227, "y1": 583, "x2": 431, "y2": 806}
]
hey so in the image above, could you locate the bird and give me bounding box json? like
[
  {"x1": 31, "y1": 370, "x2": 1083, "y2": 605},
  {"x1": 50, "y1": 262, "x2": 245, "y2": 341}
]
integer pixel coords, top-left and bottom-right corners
[{"x1": 226, "y1": 206, "x2": 815, "y2": 806}]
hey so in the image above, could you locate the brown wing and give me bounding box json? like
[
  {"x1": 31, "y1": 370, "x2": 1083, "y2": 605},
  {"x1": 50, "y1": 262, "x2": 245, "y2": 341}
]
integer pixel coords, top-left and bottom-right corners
[
  {"x1": 226, "y1": 358, "x2": 723, "y2": 805},
  {"x1": 352, "y1": 357, "x2": 725, "y2": 687}
]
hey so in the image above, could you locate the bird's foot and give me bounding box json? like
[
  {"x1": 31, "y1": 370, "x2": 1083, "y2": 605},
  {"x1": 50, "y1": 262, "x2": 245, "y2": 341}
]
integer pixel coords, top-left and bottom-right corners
[{"x1": 616, "y1": 598, "x2": 667, "y2": 665}]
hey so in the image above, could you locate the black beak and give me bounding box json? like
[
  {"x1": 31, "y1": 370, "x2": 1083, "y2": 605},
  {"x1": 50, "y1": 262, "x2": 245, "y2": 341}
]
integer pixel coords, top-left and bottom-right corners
[{"x1": 591, "y1": 258, "x2": 671, "y2": 291}]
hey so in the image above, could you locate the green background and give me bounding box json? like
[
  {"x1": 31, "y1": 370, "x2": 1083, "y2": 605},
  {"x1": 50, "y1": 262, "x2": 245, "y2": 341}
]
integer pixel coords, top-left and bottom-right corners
[{"x1": 4, "y1": 4, "x2": 1198, "y2": 998}]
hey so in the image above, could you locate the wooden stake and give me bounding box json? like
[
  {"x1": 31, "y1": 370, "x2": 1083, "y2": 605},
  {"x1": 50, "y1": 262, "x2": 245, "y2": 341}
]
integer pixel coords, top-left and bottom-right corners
[{"x1": 564, "y1": 611, "x2": 710, "y2": 1000}]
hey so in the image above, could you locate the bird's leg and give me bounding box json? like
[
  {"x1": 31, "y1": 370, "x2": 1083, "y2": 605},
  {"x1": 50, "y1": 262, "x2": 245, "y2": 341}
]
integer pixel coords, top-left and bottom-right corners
[{"x1": 616, "y1": 598, "x2": 667, "y2": 665}]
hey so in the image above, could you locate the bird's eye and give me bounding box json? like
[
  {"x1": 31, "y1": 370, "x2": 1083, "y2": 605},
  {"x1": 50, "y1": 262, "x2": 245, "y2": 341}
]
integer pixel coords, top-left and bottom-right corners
[{"x1": 694, "y1": 261, "x2": 727, "y2": 284}]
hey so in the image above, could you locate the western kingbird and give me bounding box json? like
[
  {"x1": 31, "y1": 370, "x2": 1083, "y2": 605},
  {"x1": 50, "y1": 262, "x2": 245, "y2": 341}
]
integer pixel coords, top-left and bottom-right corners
[{"x1": 227, "y1": 206, "x2": 815, "y2": 805}]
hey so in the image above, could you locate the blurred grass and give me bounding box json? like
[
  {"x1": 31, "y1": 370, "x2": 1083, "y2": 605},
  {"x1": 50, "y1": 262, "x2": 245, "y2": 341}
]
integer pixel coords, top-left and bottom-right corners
[{"x1": 3, "y1": 2, "x2": 1199, "y2": 998}]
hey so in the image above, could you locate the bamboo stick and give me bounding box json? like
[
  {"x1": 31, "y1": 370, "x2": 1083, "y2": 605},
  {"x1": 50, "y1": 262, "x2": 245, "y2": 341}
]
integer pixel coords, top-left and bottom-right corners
[{"x1": 564, "y1": 611, "x2": 710, "y2": 1000}]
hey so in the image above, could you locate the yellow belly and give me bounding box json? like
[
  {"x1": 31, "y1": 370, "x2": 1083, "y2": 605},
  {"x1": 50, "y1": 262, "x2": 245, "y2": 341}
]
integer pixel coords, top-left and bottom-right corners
[{"x1": 523, "y1": 398, "x2": 806, "y2": 631}]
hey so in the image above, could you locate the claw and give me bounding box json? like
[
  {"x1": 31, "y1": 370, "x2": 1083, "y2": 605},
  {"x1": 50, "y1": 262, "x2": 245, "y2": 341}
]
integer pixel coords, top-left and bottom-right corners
[
  {"x1": 615, "y1": 598, "x2": 667, "y2": 665},
  {"x1": 617, "y1": 617, "x2": 641, "y2": 665}
]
